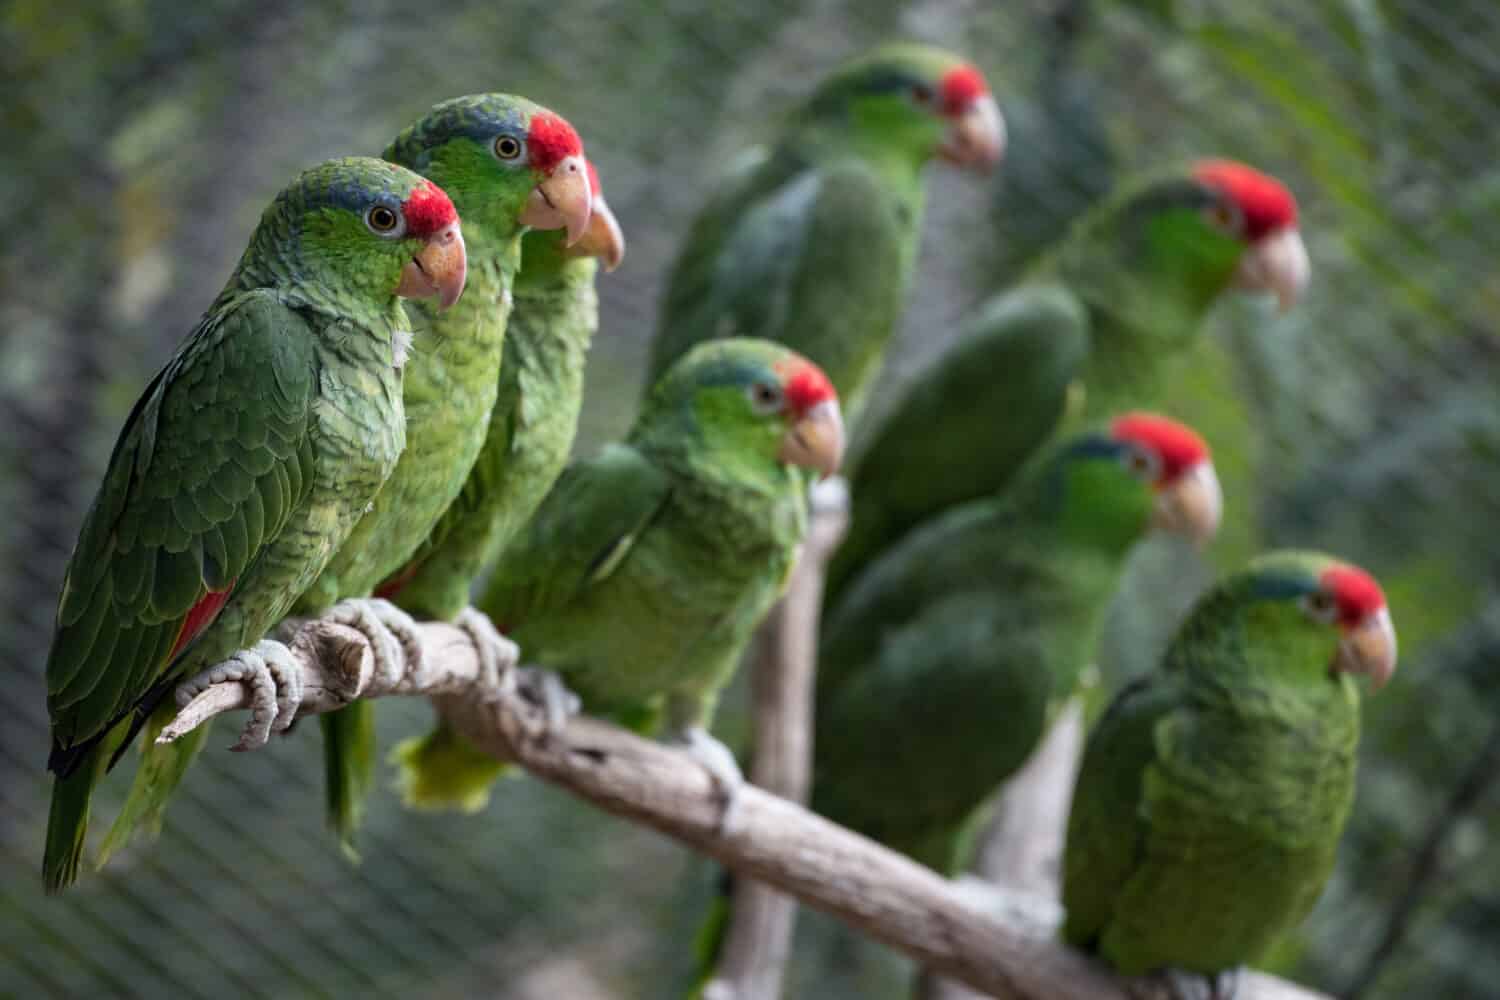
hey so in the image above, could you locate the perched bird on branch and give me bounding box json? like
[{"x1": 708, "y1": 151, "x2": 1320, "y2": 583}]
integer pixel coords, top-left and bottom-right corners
[
  {"x1": 646, "y1": 43, "x2": 1004, "y2": 427},
  {"x1": 42, "y1": 158, "x2": 469, "y2": 890},
  {"x1": 1063, "y1": 551, "x2": 1397, "y2": 999},
  {"x1": 398, "y1": 339, "x2": 844, "y2": 821}
]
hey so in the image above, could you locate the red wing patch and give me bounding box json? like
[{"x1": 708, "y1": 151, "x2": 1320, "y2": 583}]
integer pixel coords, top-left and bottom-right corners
[
  {"x1": 374, "y1": 561, "x2": 420, "y2": 601},
  {"x1": 168, "y1": 585, "x2": 234, "y2": 662}
]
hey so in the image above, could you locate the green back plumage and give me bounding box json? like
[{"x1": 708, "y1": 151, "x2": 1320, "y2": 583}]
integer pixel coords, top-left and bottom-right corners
[
  {"x1": 646, "y1": 44, "x2": 982, "y2": 423},
  {"x1": 813, "y1": 427, "x2": 1165, "y2": 871},
  {"x1": 830, "y1": 164, "x2": 1256, "y2": 599},
  {"x1": 1062, "y1": 552, "x2": 1366, "y2": 976},
  {"x1": 295, "y1": 95, "x2": 571, "y2": 854},
  {"x1": 43, "y1": 157, "x2": 435, "y2": 889}
]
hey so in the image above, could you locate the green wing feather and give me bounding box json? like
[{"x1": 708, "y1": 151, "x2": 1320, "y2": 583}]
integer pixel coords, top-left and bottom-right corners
[
  {"x1": 828, "y1": 285, "x2": 1089, "y2": 599},
  {"x1": 648, "y1": 154, "x2": 913, "y2": 422},
  {"x1": 479, "y1": 444, "x2": 672, "y2": 631},
  {"x1": 47, "y1": 291, "x2": 316, "y2": 756}
]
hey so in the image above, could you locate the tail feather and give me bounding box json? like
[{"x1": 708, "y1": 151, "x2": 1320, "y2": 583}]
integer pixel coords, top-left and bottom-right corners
[
  {"x1": 44, "y1": 718, "x2": 130, "y2": 893},
  {"x1": 390, "y1": 720, "x2": 510, "y2": 814},
  {"x1": 688, "y1": 869, "x2": 735, "y2": 997},
  {"x1": 96, "y1": 701, "x2": 210, "y2": 867},
  {"x1": 322, "y1": 702, "x2": 376, "y2": 862}
]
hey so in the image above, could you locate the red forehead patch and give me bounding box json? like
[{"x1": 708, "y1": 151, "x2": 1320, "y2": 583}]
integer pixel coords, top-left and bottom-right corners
[
  {"x1": 585, "y1": 159, "x2": 603, "y2": 196},
  {"x1": 1193, "y1": 159, "x2": 1298, "y2": 240},
  {"x1": 776, "y1": 357, "x2": 837, "y2": 414},
  {"x1": 402, "y1": 180, "x2": 457, "y2": 237},
  {"x1": 939, "y1": 64, "x2": 989, "y2": 116},
  {"x1": 1321, "y1": 564, "x2": 1386, "y2": 625},
  {"x1": 1111, "y1": 412, "x2": 1209, "y2": 483},
  {"x1": 527, "y1": 112, "x2": 583, "y2": 173}
]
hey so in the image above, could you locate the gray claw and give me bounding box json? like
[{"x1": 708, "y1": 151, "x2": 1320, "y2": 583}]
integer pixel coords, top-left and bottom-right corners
[
  {"x1": 174, "y1": 639, "x2": 302, "y2": 752},
  {"x1": 1135, "y1": 967, "x2": 1242, "y2": 1000},
  {"x1": 669, "y1": 726, "x2": 744, "y2": 834},
  {"x1": 455, "y1": 606, "x2": 520, "y2": 699},
  {"x1": 515, "y1": 667, "x2": 580, "y2": 737},
  {"x1": 328, "y1": 597, "x2": 420, "y2": 688}
]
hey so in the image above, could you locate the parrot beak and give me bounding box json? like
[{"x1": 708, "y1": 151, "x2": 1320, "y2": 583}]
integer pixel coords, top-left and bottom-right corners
[
  {"x1": 1151, "y1": 460, "x2": 1223, "y2": 548},
  {"x1": 939, "y1": 96, "x2": 1006, "y2": 171},
  {"x1": 565, "y1": 192, "x2": 625, "y2": 271},
  {"x1": 397, "y1": 220, "x2": 467, "y2": 309},
  {"x1": 1334, "y1": 607, "x2": 1398, "y2": 693},
  {"x1": 1234, "y1": 226, "x2": 1311, "y2": 313},
  {"x1": 520, "y1": 154, "x2": 592, "y2": 246},
  {"x1": 779, "y1": 399, "x2": 846, "y2": 480}
]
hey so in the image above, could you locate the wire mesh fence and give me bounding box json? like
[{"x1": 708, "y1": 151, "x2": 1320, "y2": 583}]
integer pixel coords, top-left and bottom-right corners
[{"x1": 2, "y1": 1, "x2": 1496, "y2": 996}]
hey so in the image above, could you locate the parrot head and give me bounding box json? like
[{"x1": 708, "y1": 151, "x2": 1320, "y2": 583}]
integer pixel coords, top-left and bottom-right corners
[
  {"x1": 1192, "y1": 159, "x2": 1308, "y2": 312},
  {"x1": 796, "y1": 43, "x2": 1004, "y2": 171},
  {"x1": 522, "y1": 159, "x2": 627, "y2": 276},
  {"x1": 1047, "y1": 413, "x2": 1221, "y2": 552},
  {"x1": 1206, "y1": 551, "x2": 1398, "y2": 694},
  {"x1": 269, "y1": 157, "x2": 467, "y2": 310},
  {"x1": 385, "y1": 93, "x2": 592, "y2": 247},
  {"x1": 637, "y1": 338, "x2": 846, "y2": 481},
  {"x1": 1071, "y1": 159, "x2": 1307, "y2": 324}
]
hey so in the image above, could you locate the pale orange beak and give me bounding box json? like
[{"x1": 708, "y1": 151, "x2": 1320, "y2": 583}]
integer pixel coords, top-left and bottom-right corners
[
  {"x1": 565, "y1": 192, "x2": 625, "y2": 271},
  {"x1": 397, "y1": 220, "x2": 467, "y2": 309},
  {"x1": 1151, "y1": 460, "x2": 1223, "y2": 548},
  {"x1": 520, "y1": 154, "x2": 592, "y2": 246},
  {"x1": 1234, "y1": 226, "x2": 1311, "y2": 313},
  {"x1": 938, "y1": 96, "x2": 1005, "y2": 171},
  {"x1": 1334, "y1": 607, "x2": 1398, "y2": 693},
  {"x1": 778, "y1": 399, "x2": 846, "y2": 479}
]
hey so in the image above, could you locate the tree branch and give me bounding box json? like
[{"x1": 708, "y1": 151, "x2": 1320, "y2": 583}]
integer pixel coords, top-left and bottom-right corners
[
  {"x1": 703, "y1": 480, "x2": 850, "y2": 1000},
  {"x1": 163, "y1": 615, "x2": 1331, "y2": 1000}
]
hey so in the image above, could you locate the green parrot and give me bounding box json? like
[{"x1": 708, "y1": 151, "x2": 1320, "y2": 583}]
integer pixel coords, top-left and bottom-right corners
[
  {"x1": 1062, "y1": 551, "x2": 1398, "y2": 998},
  {"x1": 828, "y1": 159, "x2": 1309, "y2": 598},
  {"x1": 395, "y1": 339, "x2": 845, "y2": 815},
  {"x1": 813, "y1": 414, "x2": 1222, "y2": 873},
  {"x1": 289, "y1": 94, "x2": 592, "y2": 857},
  {"x1": 645, "y1": 43, "x2": 1003, "y2": 425},
  {"x1": 383, "y1": 161, "x2": 625, "y2": 813},
  {"x1": 41, "y1": 157, "x2": 469, "y2": 892}
]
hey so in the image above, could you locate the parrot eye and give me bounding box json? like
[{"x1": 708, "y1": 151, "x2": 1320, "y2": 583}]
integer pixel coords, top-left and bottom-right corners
[
  {"x1": 1121, "y1": 447, "x2": 1161, "y2": 482},
  {"x1": 911, "y1": 83, "x2": 935, "y2": 106},
  {"x1": 494, "y1": 135, "x2": 525, "y2": 161},
  {"x1": 747, "y1": 381, "x2": 784, "y2": 415},
  {"x1": 1301, "y1": 591, "x2": 1340, "y2": 625},
  {"x1": 1204, "y1": 199, "x2": 1242, "y2": 235},
  {"x1": 364, "y1": 205, "x2": 405, "y2": 237}
]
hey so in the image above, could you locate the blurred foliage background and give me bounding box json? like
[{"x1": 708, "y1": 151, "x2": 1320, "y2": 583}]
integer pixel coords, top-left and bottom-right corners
[{"x1": 3, "y1": 0, "x2": 1497, "y2": 996}]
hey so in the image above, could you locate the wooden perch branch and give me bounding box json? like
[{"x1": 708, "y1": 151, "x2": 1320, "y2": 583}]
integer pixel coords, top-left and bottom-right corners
[
  {"x1": 164, "y1": 616, "x2": 1331, "y2": 1000},
  {"x1": 705, "y1": 481, "x2": 850, "y2": 1000}
]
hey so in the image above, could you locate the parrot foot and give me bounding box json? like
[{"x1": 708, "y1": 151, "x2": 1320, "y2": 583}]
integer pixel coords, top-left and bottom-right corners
[
  {"x1": 175, "y1": 639, "x2": 304, "y2": 751},
  {"x1": 454, "y1": 606, "x2": 521, "y2": 701},
  {"x1": 1132, "y1": 966, "x2": 1243, "y2": 1000},
  {"x1": 326, "y1": 598, "x2": 423, "y2": 691},
  {"x1": 668, "y1": 726, "x2": 744, "y2": 835},
  {"x1": 514, "y1": 667, "x2": 581, "y2": 738}
]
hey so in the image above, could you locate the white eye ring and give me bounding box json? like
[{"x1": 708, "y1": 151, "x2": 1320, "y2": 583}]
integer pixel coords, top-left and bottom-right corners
[
  {"x1": 494, "y1": 134, "x2": 525, "y2": 161},
  {"x1": 1121, "y1": 446, "x2": 1161, "y2": 481},
  {"x1": 364, "y1": 204, "x2": 407, "y2": 238},
  {"x1": 1301, "y1": 591, "x2": 1340, "y2": 625},
  {"x1": 747, "y1": 381, "x2": 783, "y2": 415}
]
